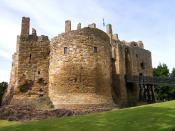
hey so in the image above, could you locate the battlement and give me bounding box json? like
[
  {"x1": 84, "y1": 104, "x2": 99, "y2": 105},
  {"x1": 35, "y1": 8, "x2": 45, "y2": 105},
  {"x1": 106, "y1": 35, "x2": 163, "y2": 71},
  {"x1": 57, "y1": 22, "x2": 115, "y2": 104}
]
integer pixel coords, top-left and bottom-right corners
[
  {"x1": 32, "y1": 28, "x2": 37, "y2": 36},
  {"x1": 120, "y1": 40, "x2": 144, "y2": 49},
  {"x1": 19, "y1": 34, "x2": 49, "y2": 42},
  {"x1": 21, "y1": 17, "x2": 30, "y2": 36},
  {"x1": 19, "y1": 17, "x2": 49, "y2": 43},
  {"x1": 21, "y1": 17, "x2": 144, "y2": 49},
  {"x1": 77, "y1": 23, "x2": 81, "y2": 30},
  {"x1": 65, "y1": 20, "x2": 71, "y2": 32},
  {"x1": 38, "y1": 35, "x2": 49, "y2": 42},
  {"x1": 62, "y1": 19, "x2": 145, "y2": 49},
  {"x1": 88, "y1": 23, "x2": 96, "y2": 28}
]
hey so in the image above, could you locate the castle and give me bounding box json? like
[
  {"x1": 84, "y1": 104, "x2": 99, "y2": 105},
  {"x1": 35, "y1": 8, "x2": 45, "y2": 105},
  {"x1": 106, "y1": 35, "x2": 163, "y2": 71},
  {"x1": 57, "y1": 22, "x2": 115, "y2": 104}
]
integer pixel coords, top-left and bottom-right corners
[{"x1": 2, "y1": 17, "x2": 153, "y2": 109}]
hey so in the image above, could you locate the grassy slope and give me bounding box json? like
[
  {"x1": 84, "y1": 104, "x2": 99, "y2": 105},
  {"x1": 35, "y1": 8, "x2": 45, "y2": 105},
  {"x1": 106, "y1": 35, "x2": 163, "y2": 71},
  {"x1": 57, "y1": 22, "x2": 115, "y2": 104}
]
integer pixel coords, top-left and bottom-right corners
[{"x1": 0, "y1": 101, "x2": 175, "y2": 131}]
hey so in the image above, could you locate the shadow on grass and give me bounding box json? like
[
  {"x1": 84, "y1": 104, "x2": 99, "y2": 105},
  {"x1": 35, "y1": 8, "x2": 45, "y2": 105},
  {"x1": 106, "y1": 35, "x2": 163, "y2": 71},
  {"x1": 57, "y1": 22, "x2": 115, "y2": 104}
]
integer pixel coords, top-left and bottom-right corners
[{"x1": 0, "y1": 106, "x2": 175, "y2": 131}]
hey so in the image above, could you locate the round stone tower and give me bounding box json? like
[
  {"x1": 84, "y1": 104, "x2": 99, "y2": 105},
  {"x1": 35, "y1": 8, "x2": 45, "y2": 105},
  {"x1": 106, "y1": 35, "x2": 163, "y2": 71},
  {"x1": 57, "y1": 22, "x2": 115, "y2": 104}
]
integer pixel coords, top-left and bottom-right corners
[{"x1": 49, "y1": 27, "x2": 113, "y2": 109}]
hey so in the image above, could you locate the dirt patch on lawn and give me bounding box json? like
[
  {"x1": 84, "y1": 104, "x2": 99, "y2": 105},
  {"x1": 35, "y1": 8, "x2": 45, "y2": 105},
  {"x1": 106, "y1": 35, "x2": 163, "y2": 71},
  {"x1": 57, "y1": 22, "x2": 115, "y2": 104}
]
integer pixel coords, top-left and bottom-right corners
[{"x1": 0, "y1": 105, "x2": 112, "y2": 121}]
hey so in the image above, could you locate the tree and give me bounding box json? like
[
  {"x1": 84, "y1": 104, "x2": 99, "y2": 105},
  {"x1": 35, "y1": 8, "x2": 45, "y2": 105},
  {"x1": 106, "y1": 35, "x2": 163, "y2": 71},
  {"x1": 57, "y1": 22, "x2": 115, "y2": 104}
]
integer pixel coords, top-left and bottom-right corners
[
  {"x1": 153, "y1": 63, "x2": 175, "y2": 101},
  {"x1": 0, "y1": 82, "x2": 8, "y2": 105},
  {"x1": 153, "y1": 63, "x2": 169, "y2": 77}
]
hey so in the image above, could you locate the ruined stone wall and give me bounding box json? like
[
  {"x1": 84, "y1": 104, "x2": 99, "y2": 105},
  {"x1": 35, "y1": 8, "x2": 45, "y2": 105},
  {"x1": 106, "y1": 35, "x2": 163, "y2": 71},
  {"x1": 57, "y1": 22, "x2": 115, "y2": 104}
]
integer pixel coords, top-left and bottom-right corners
[
  {"x1": 111, "y1": 38, "x2": 152, "y2": 106},
  {"x1": 49, "y1": 27, "x2": 113, "y2": 108},
  {"x1": 124, "y1": 43, "x2": 152, "y2": 104},
  {"x1": 4, "y1": 17, "x2": 153, "y2": 109},
  {"x1": 9, "y1": 53, "x2": 18, "y2": 90},
  {"x1": 14, "y1": 35, "x2": 50, "y2": 96},
  {"x1": 7, "y1": 17, "x2": 50, "y2": 106},
  {"x1": 128, "y1": 47, "x2": 152, "y2": 77},
  {"x1": 111, "y1": 41, "x2": 128, "y2": 106}
]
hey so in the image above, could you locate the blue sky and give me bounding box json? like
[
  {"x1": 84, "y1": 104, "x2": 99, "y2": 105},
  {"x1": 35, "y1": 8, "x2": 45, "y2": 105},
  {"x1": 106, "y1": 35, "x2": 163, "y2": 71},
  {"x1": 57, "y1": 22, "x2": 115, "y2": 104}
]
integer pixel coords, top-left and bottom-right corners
[{"x1": 0, "y1": 0, "x2": 175, "y2": 82}]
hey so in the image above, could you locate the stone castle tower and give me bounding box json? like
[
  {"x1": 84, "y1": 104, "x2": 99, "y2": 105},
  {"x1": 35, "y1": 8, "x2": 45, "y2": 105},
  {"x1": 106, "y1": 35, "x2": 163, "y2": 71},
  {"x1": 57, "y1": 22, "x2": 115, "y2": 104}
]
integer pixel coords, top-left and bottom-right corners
[{"x1": 2, "y1": 17, "x2": 153, "y2": 109}]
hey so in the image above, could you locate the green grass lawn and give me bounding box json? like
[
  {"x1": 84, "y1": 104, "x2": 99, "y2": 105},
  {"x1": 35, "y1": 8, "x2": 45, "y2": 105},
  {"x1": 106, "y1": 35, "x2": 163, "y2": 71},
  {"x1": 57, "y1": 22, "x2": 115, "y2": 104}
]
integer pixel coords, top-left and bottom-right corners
[{"x1": 0, "y1": 101, "x2": 175, "y2": 131}]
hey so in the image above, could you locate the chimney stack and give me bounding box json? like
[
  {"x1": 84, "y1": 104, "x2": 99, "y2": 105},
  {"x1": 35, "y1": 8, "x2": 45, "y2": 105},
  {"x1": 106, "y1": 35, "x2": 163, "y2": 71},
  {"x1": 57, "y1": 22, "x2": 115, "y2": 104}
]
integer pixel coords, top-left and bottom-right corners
[
  {"x1": 65, "y1": 20, "x2": 71, "y2": 32},
  {"x1": 77, "y1": 23, "x2": 81, "y2": 30},
  {"x1": 106, "y1": 24, "x2": 113, "y2": 35},
  {"x1": 21, "y1": 17, "x2": 30, "y2": 36}
]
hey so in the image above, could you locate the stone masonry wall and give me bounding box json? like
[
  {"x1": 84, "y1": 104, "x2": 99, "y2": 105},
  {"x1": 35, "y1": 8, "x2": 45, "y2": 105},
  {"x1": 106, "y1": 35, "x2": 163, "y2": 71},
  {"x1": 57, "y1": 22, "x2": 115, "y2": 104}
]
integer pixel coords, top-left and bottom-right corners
[
  {"x1": 125, "y1": 44, "x2": 152, "y2": 104},
  {"x1": 111, "y1": 41, "x2": 128, "y2": 106},
  {"x1": 8, "y1": 17, "x2": 50, "y2": 106},
  {"x1": 49, "y1": 27, "x2": 113, "y2": 108},
  {"x1": 111, "y1": 39, "x2": 153, "y2": 106},
  {"x1": 14, "y1": 35, "x2": 50, "y2": 96}
]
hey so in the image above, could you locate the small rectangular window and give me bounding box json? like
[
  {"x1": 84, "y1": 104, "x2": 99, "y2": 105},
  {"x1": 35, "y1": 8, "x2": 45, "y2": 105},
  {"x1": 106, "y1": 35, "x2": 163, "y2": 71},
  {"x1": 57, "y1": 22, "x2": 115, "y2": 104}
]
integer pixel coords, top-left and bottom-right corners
[
  {"x1": 93, "y1": 47, "x2": 97, "y2": 53},
  {"x1": 29, "y1": 54, "x2": 32, "y2": 60},
  {"x1": 64, "y1": 47, "x2": 68, "y2": 54}
]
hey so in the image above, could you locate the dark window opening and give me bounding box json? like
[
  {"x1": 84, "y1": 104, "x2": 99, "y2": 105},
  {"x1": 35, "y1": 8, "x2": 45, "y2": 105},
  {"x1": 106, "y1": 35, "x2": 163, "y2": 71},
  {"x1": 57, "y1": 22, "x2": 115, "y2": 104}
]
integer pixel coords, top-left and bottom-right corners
[
  {"x1": 38, "y1": 71, "x2": 40, "y2": 74},
  {"x1": 29, "y1": 54, "x2": 32, "y2": 60},
  {"x1": 64, "y1": 47, "x2": 68, "y2": 54},
  {"x1": 93, "y1": 47, "x2": 97, "y2": 53},
  {"x1": 125, "y1": 48, "x2": 128, "y2": 53},
  {"x1": 140, "y1": 62, "x2": 145, "y2": 70},
  {"x1": 139, "y1": 73, "x2": 143, "y2": 76},
  {"x1": 136, "y1": 54, "x2": 138, "y2": 58}
]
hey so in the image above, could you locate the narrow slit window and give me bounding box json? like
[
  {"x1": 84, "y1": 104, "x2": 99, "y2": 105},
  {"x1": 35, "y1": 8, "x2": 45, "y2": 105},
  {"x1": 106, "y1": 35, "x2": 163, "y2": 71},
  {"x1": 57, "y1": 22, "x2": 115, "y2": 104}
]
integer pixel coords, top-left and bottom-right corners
[
  {"x1": 29, "y1": 54, "x2": 32, "y2": 60},
  {"x1": 64, "y1": 47, "x2": 68, "y2": 54},
  {"x1": 93, "y1": 47, "x2": 97, "y2": 53},
  {"x1": 38, "y1": 71, "x2": 40, "y2": 75}
]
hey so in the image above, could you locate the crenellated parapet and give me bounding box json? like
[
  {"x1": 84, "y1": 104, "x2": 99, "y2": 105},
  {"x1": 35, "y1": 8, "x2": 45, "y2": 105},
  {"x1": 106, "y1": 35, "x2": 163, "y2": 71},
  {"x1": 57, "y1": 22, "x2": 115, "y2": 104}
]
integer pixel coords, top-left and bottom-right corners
[{"x1": 65, "y1": 20, "x2": 71, "y2": 32}]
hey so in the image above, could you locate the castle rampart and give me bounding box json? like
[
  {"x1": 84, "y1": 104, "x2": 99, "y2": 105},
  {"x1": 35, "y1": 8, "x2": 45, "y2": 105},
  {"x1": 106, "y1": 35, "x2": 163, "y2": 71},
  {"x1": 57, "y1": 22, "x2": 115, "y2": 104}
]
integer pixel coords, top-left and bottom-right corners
[{"x1": 2, "y1": 17, "x2": 153, "y2": 109}]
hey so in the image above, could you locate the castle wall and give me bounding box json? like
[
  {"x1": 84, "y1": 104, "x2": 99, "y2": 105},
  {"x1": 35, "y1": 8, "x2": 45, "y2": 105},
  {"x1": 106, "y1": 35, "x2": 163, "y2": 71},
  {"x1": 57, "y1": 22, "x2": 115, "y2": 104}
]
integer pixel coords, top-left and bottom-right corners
[
  {"x1": 128, "y1": 47, "x2": 152, "y2": 77},
  {"x1": 3, "y1": 17, "x2": 153, "y2": 109},
  {"x1": 125, "y1": 44, "x2": 152, "y2": 104},
  {"x1": 14, "y1": 35, "x2": 50, "y2": 96},
  {"x1": 49, "y1": 27, "x2": 113, "y2": 108},
  {"x1": 111, "y1": 39, "x2": 153, "y2": 106},
  {"x1": 7, "y1": 17, "x2": 50, "y2": 106},
  {"x1": 111, "y1": 41, "x2": 128, "y2": 106}
]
